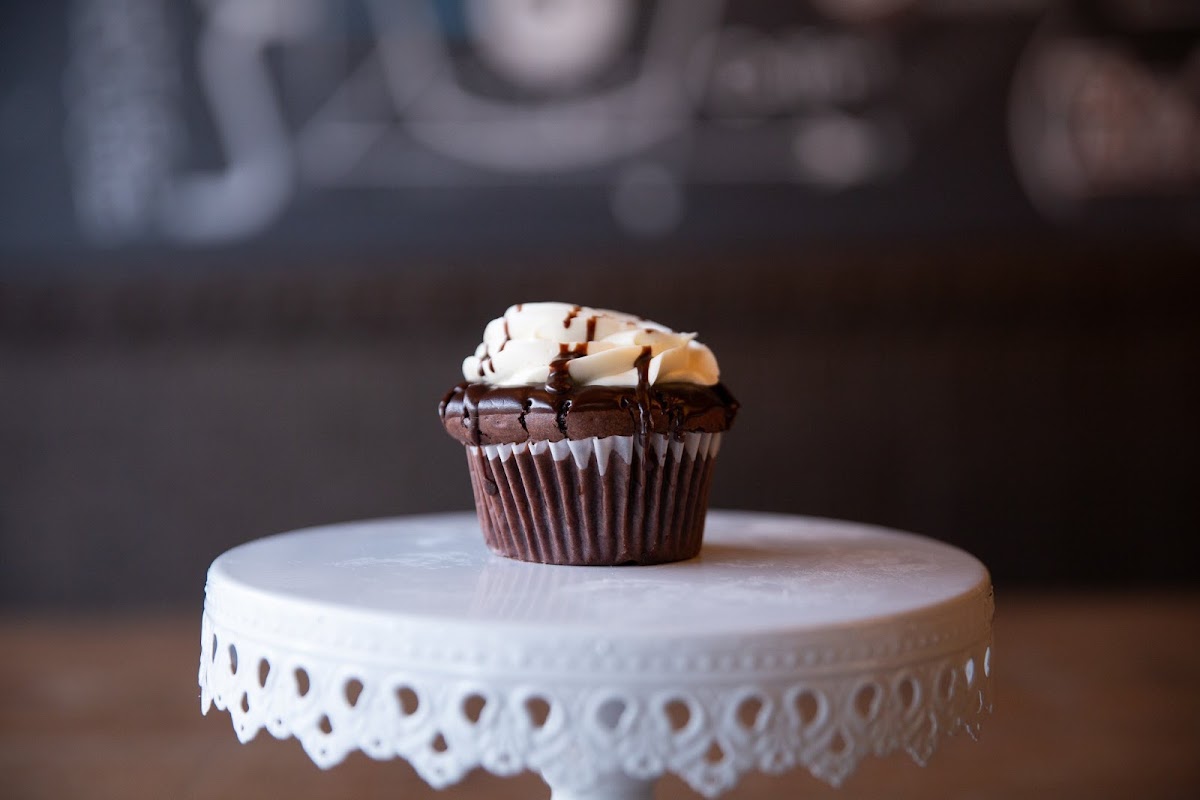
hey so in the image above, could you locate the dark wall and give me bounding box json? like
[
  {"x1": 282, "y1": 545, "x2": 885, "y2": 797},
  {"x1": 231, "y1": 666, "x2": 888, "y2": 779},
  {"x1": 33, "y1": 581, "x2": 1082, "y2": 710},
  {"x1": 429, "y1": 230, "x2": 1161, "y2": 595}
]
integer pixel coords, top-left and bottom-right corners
[{"x1": 3, "y1": 240, "x2": 1198, "y2": 607}]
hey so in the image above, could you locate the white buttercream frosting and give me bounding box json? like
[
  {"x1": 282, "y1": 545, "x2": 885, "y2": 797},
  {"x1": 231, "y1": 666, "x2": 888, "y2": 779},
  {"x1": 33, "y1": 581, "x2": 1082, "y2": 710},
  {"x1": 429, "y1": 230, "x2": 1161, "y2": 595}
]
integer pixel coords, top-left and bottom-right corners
[{"x1": 462, "y1": 302, "x2": 720, "y2": 387}]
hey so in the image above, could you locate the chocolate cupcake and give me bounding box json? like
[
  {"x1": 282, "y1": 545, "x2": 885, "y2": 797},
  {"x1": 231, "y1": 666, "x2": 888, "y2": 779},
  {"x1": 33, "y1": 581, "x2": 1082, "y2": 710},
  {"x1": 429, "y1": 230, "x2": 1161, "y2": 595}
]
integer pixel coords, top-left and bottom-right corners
[{"x1": 439, "y1": 303, "x2": 738, "y2": 566}]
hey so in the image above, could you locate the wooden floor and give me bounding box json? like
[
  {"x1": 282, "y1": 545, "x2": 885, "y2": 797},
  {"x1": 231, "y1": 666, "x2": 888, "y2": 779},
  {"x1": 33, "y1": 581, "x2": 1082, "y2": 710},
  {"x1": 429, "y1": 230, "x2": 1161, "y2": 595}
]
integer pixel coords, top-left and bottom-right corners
[{"x1": 2, "y1": 592, "x2": 1198, "y2": 799}]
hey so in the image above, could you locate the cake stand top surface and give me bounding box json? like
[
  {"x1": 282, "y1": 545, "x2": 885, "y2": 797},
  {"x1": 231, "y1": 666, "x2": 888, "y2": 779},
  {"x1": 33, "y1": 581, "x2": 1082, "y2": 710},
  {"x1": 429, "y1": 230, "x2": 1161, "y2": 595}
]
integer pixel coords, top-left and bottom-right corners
[{"x1": 207, "y1": 510, "x2": 990, "y2": 640}]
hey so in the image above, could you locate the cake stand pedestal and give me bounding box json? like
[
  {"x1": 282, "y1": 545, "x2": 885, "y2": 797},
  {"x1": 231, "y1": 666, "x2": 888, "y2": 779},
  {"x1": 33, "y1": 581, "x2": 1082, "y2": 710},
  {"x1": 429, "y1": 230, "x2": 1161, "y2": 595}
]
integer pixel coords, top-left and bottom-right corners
[{"x1": 199, "y1": 511, "x2": 993, "y2": 798}]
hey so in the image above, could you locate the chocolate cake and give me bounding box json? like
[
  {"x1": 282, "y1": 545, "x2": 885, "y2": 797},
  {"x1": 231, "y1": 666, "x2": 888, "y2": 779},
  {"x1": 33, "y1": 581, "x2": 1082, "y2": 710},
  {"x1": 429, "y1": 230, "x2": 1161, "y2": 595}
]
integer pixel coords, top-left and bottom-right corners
[{"x1": 439, "y1": 303, "x2": 738, "y2": 566}]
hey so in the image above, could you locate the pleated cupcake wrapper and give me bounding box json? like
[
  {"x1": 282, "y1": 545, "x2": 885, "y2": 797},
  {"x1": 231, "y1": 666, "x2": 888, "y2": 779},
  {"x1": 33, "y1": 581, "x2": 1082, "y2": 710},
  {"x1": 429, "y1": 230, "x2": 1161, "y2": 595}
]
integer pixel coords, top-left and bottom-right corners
[{"x1": 465, "y1": 432, "x2": 722, "y2": 566}]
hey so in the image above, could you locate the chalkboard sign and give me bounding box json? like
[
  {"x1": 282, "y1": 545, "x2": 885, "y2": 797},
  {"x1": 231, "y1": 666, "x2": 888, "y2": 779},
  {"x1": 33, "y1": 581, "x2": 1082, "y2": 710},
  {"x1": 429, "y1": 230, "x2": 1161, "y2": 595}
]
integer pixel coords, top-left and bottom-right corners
[{"x1": 1, "y1": 0, "x2": 1195, "y2": 268}]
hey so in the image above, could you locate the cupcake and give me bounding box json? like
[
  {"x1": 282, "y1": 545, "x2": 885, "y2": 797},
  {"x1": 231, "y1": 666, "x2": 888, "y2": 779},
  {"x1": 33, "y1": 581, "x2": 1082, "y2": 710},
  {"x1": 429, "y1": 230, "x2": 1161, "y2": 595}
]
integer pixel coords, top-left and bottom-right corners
[{"x1": 439, "y1": 303, "x2": 738, "y2": 566}]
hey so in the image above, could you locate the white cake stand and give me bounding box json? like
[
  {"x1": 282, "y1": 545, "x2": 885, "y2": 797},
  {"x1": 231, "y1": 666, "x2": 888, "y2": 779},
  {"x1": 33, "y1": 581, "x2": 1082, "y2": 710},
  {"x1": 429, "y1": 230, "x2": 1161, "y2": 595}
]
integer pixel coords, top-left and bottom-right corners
[{"x1": 199, "y1": 511, "x2": 993, "y2": 799}]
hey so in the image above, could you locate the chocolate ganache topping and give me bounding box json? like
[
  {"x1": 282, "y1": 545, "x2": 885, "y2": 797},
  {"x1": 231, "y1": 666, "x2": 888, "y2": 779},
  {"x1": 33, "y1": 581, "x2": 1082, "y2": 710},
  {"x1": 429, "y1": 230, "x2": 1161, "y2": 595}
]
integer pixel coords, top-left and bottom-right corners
[{"x1": 439, "y1": 303, "x2": 738, "y2": 446}]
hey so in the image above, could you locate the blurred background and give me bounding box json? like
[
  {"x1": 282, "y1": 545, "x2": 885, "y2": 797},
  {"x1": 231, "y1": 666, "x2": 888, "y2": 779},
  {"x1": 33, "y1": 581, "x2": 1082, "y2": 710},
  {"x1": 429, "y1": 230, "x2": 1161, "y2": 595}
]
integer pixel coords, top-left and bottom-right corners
[{"x1": 1, "y1": 0, "x2": 1198, "y2": 611}]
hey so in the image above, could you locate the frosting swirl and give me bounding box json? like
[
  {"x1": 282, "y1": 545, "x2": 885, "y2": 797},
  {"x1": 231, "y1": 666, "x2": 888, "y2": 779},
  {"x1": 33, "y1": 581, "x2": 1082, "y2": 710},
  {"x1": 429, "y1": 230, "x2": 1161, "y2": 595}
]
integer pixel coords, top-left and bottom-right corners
[{"x1": 462, "y1": 302, "x2": 720, "y2": 387}]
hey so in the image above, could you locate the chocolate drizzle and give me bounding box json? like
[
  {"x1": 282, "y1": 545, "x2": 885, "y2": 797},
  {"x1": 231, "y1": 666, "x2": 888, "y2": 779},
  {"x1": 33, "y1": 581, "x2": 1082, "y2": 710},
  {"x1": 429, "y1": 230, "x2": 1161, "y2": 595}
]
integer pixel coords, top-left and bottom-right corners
[
  {"x1": 546, "y1": 342, "x2": 587, "y2": 394},
  {"x1": 445, "y1": 381, "x2": 490, "y2": 447},
  {"x1": 586, "y1": 315, "x2": 597, "y2": 341},
  {"x1": 562, "y1": 304, "x2": 582, "y2": 329},
  {"x1": 554, "y1": 400, "x2": 573, "y2": 438},
  {"x1": 517, "y1": 399, "x2": 531, "y2": 433},
  {"x1": 631, "y1": 346, "x2": 654, "y2": 489},
  {"x1": 632, "y1": 345, "x2": 652, "y2": 440},
  {"x1": 547, "y1": 343, "x2": 584, "y2": 438}
]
